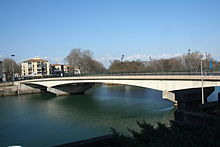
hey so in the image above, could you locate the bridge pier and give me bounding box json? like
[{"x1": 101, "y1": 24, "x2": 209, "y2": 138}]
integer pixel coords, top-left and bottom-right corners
[
  {"x1": 162, "y1": 91, "x2": 177, "y2": 104},
  {"x1": 47, "y1": 83, "x2": 94, "y2": 96},
  {"x1": 173, "y1": 87, "x2": 215, "y2": 126}
]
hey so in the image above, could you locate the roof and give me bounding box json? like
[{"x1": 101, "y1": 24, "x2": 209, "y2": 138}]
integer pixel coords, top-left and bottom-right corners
[
  {"x1": 51, "y1": 64, "x2": 61, "y2": 66},
  {"x1": 25, "y1": 58, "x2": 48, "y2": 62}
]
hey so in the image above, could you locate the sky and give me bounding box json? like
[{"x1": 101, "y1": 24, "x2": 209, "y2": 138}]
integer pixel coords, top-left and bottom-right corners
[{"x1": 0, "y1": 0, "x2": 220, "y2": 67}]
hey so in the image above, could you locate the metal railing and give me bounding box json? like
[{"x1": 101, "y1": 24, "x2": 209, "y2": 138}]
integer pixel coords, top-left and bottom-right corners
[{"x1": 1, "y1": 71, "x2": 220, "y2": 83}]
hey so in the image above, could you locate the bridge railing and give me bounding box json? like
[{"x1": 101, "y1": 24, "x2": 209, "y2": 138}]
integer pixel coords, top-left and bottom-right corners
[
  {"x1": 2, "y1": 71, "x2": 220, "y2": 82},
  {"x1": 63, "y1": 71, "x2": 220, "y2": 77}
]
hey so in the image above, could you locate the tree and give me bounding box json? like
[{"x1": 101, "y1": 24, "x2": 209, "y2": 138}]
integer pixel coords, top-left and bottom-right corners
[
  {"x1": 65, "y1": 48, "x2": 106, "y2": 74},
  {"x1": 145, "y1": 51, "x2": 212, "y2": 73},
  {"x1": 2, "y1": 58, "x2": 21, "y2": 81},
  {"x1": 108, "y1": 51, "x2": 216, "y2": 73},
  {"x1": 182, "y1": 51, "x2": 203, "y2": 72},
  {"x1": 108, "y1": 60, "x2": 146, "y2": 73}
]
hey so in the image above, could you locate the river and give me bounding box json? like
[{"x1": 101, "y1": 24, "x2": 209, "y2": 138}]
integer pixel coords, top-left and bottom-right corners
[{"x1": 0, "y1": 85, "x2": 218, "y2": 147}]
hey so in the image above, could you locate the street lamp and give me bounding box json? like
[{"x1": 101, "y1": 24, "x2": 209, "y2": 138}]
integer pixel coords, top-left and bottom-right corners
[
  {"x1": 149, "y1": 56, "x2": 152, "y2": 73},
  {"x1": 11, "y1": 54, "x2": 15, "y2": 83},
  {"x1": 188, "y1": 49, "x2": 191, "y2": 55},
  {"x1": 201, "y1": 57, "x2": 206, "y2": 104},
  {"x1": 187, "y1": 49, "x2": 191, "y2": 73},
  {"x1": 121, "y1": 54, "x2": 124, "y2": 62}
]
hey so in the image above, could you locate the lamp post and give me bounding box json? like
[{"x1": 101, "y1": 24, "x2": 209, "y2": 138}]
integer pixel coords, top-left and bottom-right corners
[
  {"x1": 121, "y1": 54, "x2": 124, "y2": 62},
  {"x1": 11, "y1": 54, "x2": 15, "y2": 83},
  {"x1": 201, "y1": 58, "x2": 205, "y2": 104},
  {"x1": 187, "y1": 49, "x2": 191, "y2": 73},
  {"x1": 188, "y1": 49, "x2": 191, "y2": 55},
  {"x1": 149, "y1": 56, "x2": 152, "y2": 73}
]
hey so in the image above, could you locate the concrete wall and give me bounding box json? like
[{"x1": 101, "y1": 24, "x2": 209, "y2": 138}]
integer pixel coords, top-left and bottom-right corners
[{"x1": 0, "y1": 82, "x2": 43, "y2": 96}]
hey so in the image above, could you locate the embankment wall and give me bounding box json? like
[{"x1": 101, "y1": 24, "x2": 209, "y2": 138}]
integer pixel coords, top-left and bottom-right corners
[{"x1": 0, "y1": 82, "x2": 42, "y2": 96}]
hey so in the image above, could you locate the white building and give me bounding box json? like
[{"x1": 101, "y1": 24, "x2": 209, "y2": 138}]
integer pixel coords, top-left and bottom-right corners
[{"x1": 21, "y1": 57, "x2": 50, "y2": 77}]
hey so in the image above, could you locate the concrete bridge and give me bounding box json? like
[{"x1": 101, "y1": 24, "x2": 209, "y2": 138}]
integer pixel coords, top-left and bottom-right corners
[
  {"x1": 19, "y1": 75, "x2": 220, "y2": 106},
  {"x1": 17, "y1": 74, "x2": 220, "y2": 127}
]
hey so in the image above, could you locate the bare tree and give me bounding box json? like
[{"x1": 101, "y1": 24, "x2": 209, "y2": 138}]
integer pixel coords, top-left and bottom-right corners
[
  {"x1": 65, "y1": 48, "x2": 81, "y2": 73},
  {"x1": 65, "y1": 48, "x2": 106, "y2": 74},
  {"x1": 108, "y1": 60, "x2": 146, "y2": 73},
  {"x1": 2, "y1": 58, "x2": 20, "y2": 81},
  {"x1": 90, "y1": 60, "x2": 106, "y2": 73},
  {"x1": 182, "y1": 51, "x2": 203, "y2": 72},
  {"x1": 108, "y1": 51, "x2": 216, "y2": 73},
  {"x1": 145, "y1": 51, "x2": 210, "y2": 72}
]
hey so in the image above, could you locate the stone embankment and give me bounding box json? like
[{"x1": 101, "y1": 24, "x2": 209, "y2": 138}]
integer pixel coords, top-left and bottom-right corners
[{"x1": 0, "y1": 82, "x2": 42, "y2": 96}]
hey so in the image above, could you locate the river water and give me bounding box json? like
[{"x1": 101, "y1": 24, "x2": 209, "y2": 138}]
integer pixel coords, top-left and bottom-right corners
[{"x1": 0, "y1": 85, "x2": 218, "y2": 147}]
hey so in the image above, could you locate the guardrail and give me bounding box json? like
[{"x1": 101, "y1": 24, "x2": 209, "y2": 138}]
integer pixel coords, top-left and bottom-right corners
[
  {"x1": 1, "y1": 71, "x2": 220, "y2": 82},
  {"x1": 55, "y1": 71, "x2": 220, "y2": 77}
]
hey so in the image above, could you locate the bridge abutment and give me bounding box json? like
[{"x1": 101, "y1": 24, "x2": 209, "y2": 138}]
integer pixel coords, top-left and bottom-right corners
[
  {"x1": 173, "y1": 87, "x2": 215, "y2": 126},
  {"x1": 173, "y1": 87, "x2": 215, "y2": 111},
  {"x1": 47, "y1": 83, "x2": 94, "y2": 96}
]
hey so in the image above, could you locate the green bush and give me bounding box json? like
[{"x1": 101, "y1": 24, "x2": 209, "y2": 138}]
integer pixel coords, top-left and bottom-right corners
[{"x1": 111, "y1": 120, "x2": 220, "y2": 147}]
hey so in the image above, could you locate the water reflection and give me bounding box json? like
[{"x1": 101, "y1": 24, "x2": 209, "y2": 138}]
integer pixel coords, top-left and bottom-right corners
[{"x1": 45, "y1": 85, "x2": 175, "y2": 132}]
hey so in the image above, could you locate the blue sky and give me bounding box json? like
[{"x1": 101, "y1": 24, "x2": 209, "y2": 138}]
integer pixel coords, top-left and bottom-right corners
[{"x1": 0, "y1": 0, "x2": 220, "y2": 66}]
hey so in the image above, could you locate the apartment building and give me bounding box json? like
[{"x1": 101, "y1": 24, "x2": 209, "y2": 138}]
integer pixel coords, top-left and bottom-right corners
[
  {"x1": 21, "y1": 58, "x2": 50, "y2": 77},
  {"x1": 51, "y1": 64, "x2": 64, "y2": 76},
  {"x1": 51, "y1": 64, "x2": 73, "y2": 76},
  {"x1": 63, "y1": 65, "x2": 80, "y2": 75},
  {"x1": 50, "y1": 64, "x2": 80, "y2": 76},
  {"x1": 63, "y1": 65, "x2": 71, "y2": 74}
]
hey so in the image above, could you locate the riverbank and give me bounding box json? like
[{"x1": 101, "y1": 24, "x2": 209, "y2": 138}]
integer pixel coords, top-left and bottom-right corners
[
  {"x1": 0, "y1": 82, "x2": 125, "y2": 97},
  {"x1": 0, "y1": 82, "x2": 42, "y2": 96}
]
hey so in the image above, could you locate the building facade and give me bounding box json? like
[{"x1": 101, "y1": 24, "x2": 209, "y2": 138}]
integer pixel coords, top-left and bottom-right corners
[
  {"x1": 64, "y1": 65, "x2": 70, "y2": 74},
  {"x1": 50, "y1": 64, "x2": 80, "y2": 76},
  {"x1": 63, "y1": 65, "x2": 80, "y2": 75},
  {"x1": 51, "y1": 64, "x2": 64, "y2": 76},
  {"x1": 21, "y1": 58, "x2": 50, "y2": 77}
]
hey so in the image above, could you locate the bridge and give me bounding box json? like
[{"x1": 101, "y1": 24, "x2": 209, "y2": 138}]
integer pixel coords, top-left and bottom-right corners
[
  {"x1": 19, "y1": 74, "x2": 220, "y2": 107},
  {"x1": 17, "y1": 74, "x2": 220, "y2": 127}
]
